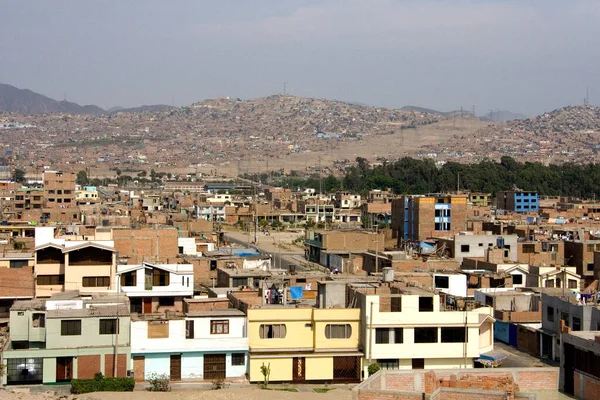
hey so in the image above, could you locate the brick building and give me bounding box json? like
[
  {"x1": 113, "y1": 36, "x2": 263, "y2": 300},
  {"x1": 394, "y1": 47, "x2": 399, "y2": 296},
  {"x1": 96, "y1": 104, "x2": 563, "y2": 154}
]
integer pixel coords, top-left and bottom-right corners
[
  {"x1": 565, "y1": 240, "x2": 600, "y2": 286},
  {"x1": 561, "y1": 330, "x2": 600, "y2": 399},
  {"x1": 392, "y1": 194, "x2": 468, "y2": 244},
  {"x1": 112, "y1": 227, "x2": 179, "y2": 264},
  {"x1": 43, "y1": 171, "x2": 76, "y2": 208}
]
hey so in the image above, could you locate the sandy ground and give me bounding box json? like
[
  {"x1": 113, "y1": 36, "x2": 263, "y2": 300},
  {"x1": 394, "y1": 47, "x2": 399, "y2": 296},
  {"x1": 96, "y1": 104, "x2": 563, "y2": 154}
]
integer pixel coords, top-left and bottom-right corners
[
  {"x1": 90, "y1": 118, "x2": 489, "y2": 178},
  {"x1": 0, "y1": 387, "x2": 352, "y2": 400}
]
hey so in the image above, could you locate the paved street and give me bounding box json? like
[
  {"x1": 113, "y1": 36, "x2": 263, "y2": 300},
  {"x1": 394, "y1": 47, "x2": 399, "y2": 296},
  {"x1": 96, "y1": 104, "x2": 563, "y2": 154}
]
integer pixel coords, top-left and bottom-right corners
[
  {"x1": 494, "y1": 341, "x2": 558, "y2": 368},
  {"x1": 223, "y1": 230, "x2": 328, "y2": 273}
]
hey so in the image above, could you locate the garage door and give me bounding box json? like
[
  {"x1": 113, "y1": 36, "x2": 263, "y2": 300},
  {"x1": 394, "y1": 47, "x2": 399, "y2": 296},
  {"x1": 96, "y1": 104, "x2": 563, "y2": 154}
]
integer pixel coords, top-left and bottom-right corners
[{"x1": 204, "y1": 354, "x2": 226, "y2": 380}]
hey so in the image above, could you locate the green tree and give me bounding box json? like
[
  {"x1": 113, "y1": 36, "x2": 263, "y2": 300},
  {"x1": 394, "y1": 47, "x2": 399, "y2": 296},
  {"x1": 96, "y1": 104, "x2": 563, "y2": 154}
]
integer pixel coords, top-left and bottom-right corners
[
  {"x1": 76, "y1": 170, "x2": 89, "y2": 185},
  {"x1": 12, "y1": 168, "x2": 26, "y2": 183}
]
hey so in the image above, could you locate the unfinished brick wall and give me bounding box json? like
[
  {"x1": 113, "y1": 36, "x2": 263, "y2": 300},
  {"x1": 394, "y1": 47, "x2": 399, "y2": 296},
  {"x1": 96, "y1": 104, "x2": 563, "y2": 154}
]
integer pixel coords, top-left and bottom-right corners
[
  {"x1": 113, "y1": 228, "x2": 178, "y2": 264},
  {"x1": 574, "y1": 371, "x2": 600, "y2": 400},
  {"x1": 354, "y1": 368, "x2": 559, "y2": 400},
  {"x1": 430, "y1": 390, "x2": 507, "y2": 400},
  {"x1": 184, "y1": 298, "x2": 230, "y2": 312},
  {"x1": 515, "y1": 370, "x2": 559, "y2": 391},
  {"x1": 0, "y1": 266, "x2": 34, "y2": 297},
  {"x1": 385, "y1": 372, "x2": 414, "y2": 390},
  {"x1": 357, "y1": 392, "x2": 422, "y2": 400},
  {"x1": 77, "y1": 355, "x2": 101, "y2": 379},
  {"x1": 104, "y1": 354, "x2": 128, "y2": 377}
]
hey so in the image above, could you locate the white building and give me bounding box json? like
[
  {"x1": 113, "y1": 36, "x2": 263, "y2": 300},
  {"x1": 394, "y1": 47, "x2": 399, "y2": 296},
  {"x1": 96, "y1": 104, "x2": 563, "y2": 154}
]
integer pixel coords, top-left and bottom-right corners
[
  {"x1": 206, "y1": 194, "x2": 232, "y2": 204},
  {"x1": 351, "y1": 286, "x2": 494, "y2": 373},
  {"x1": 130, "y1": 309, "x2": 248, "y2": 381},
  {"x1": 433, "y1": 272, "x2": 468, "y2": 297},
  {"x1": 116, "y1": 262, "x2": 193, "y2": 314}
]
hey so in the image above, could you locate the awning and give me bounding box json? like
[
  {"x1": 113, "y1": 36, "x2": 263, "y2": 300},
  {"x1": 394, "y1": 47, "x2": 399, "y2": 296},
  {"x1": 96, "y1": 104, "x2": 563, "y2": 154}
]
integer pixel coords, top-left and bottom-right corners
[{"x1": 476, "y1": 351, "x2": 507, "y2": 368}]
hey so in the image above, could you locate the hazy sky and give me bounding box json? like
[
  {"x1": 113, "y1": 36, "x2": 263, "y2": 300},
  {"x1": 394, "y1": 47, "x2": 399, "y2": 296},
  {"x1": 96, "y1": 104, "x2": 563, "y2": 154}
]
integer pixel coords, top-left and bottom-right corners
[{"x1": 1, "y1": 0, "x2": 599, "y2": 115}]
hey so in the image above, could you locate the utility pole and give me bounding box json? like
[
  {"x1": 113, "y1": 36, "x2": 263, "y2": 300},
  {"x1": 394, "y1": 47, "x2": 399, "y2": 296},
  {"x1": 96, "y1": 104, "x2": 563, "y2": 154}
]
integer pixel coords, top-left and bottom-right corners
[
  {"x1": 114, "y1": 284, "x2": 120, "y2": 377},
  {"x1": 375, "y1": 226, "x2": 380, "y2": 274}
]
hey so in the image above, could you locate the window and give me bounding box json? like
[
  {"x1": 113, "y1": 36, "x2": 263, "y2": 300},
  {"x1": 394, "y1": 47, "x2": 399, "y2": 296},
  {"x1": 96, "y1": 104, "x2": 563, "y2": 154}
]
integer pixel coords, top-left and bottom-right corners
[
  {"x1": 522, "y1": 244, "x2": 535, "y2": 254},
  {"x1": 99, "y1": 319, "x2": 118, "y2": 335},
  {"x1": 259, "y1": 324, "x2": 286, "y2": 339},
  {"x1": 211, "y1": 320, "x2": 229, "y2": 334},
  {"x1": 441, "y1": 327, "x2": 466, "y2": 343},
  {"x1": 9, "y1": 260, "x2": 28, "y2": 268},
  {"x1": 414, "y1": 327, "x2": 438, "y2": 343},
  {"x1": 32, "y1": 313, "x2": 45, "y2": 328},
  {"x1": 120, "y1": 272, "x2": 137, "y2": 287},
  {"x1": 82, "y1": 276, "x2": 110, "y2": 287},
  {"x1": 158, "y1": 297, "x2": 175, "y2": 307},
  {"x1": 568, "y1": 279, "x2": 578, "y2": 289},
  {"x1": 186, "y1": 320, "x2": 195, "y2": 339},
  {"x1": 232, "y1": 353, "x2": 245, "y2": 366},
  {"x1": 587, "y1": 244, "x2": 595, "y2": 252},
  {"x1": 512, "y1": 274, "x2": 523, "y2": 285},
  {"x1": 37, "y1": 275, "x2": 64, "y2": 285},
  {"x1": 210, "y1": 260, "x2": 217, "y2": 271},
  {"x1": 378, "y1": 359, "x2": 399, "y2": 370},
  {"x1": 545, "y1": 279, "x2": 555, "y2": 288},
  {"x1": 232, "y1": 277, "x2": 248, "y2": 287},
  {"x1": 375, "y1": 328, "x2": 390, "y2": 344},
  {"x1": 419, "y1": 297, "x2": 434, "y2": 312},
  {"x1": 61, "y1": 320, "x2": 82, "y2": 336},
  {"x1": 572, "y1": 317, "x2": 581, "y2": 331},
  {"x1": 434, "y1": 276, "x2": 449, "y2": 289},
  {"x1": 325, "y1": 324, "x2": 352, "y2": 339},
  {"x1": 460, "y1": 244, "x2": 470, "y2": 253},
  {"x1": 178, "y1": 246, "x2": 184, "y2": 254},
  {"x1": 412, "y1": 358, "x2": 425, "y2": 369},
  {"x1": 391, "y1": 296, "x2": 402, "y2": 312},
  {"x1": 394, "y1": 328, "x2": 404, "y2": 343},
  {"x1": 6, "y1": 358, "x2": 43, "y2": 384},
  {"x1": 587, "y1": 263, "x2": 594, "y2": 272},
  {"x1": 153, "y1": 269, "x2": 170, "y2": 286}
]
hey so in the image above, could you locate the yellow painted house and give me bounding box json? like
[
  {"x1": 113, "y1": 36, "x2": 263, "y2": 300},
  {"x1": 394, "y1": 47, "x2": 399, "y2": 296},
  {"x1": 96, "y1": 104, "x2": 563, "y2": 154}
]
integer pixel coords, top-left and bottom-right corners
[{"x1": 247, "y1": 307, "x2": 363, "y2": 383}]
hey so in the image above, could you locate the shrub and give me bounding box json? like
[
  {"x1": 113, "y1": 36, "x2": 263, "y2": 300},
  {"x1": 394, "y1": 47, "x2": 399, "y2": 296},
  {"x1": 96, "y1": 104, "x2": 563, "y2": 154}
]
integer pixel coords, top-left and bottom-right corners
[
  {"x1": 147, "y1": 372, "x2": 171, "y2": 392},
  {"x1": 212, "y1": 378, "x2": 226, "y2": 390},
  {"x1": 71, "y1": 376, "x2": 135, "y2": 394},
  {"x1": 368, "y1": 363, "x2": 381, "y2": 376}
]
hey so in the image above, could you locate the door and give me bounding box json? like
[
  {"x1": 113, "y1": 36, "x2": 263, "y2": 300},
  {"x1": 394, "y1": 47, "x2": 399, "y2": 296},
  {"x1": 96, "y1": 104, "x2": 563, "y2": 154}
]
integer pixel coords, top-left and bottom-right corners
[
  {"x1": 292, "y1": 357, "x2": 305, "y2": 382},
  {"x1": 563, "y1": 343, "x2": 574, "y2": 395},
  {"x1": 204, "y1": 354, "x2": 226, "y2": 380},
  {"x1": 143, "y1": 297, "x2": 152, "y2": 314},
  {"x1": 56, "y1": 357, "x2": 73, "y2": 382},
  {"x1": 170, "y1": 355, "x2": 181, "y2": 381},
  {"x1": 133, "y1": 356, "x2": 145, "y2": 382}
]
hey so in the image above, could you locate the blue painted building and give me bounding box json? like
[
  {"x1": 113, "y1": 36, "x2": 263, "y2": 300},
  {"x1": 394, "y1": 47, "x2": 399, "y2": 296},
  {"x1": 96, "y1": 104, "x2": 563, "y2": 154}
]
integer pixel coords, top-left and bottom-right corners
[{"x1": 496, "y1": 191, "x2": 539, "y2": 213}]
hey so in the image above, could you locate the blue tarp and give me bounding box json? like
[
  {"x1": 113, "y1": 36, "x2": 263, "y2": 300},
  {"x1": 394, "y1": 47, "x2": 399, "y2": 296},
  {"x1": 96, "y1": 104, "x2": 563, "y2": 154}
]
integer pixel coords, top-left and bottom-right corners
[
  {"x1": 290, "y1": 286, "x2": 304, "y2": 300},
  {"x1": 476, "y1": 351, "x2": 507, "y2": 368}
]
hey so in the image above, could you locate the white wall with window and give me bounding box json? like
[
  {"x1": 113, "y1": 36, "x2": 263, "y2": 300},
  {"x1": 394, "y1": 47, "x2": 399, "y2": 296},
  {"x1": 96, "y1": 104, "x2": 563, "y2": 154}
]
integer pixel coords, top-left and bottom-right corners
[{"x1": 116, "y1": 262, "x2": 193, "y2": 297}]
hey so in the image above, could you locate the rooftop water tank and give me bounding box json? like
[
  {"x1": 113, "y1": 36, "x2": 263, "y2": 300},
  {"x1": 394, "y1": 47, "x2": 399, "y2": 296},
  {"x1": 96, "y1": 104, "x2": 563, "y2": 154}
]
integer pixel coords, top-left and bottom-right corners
[
  {"x1": 382, "y1": 267, "x2": 395, "y2": 283},
  {"x1": 496, "y1": 236, "x2": 505, "y2": 249}
]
